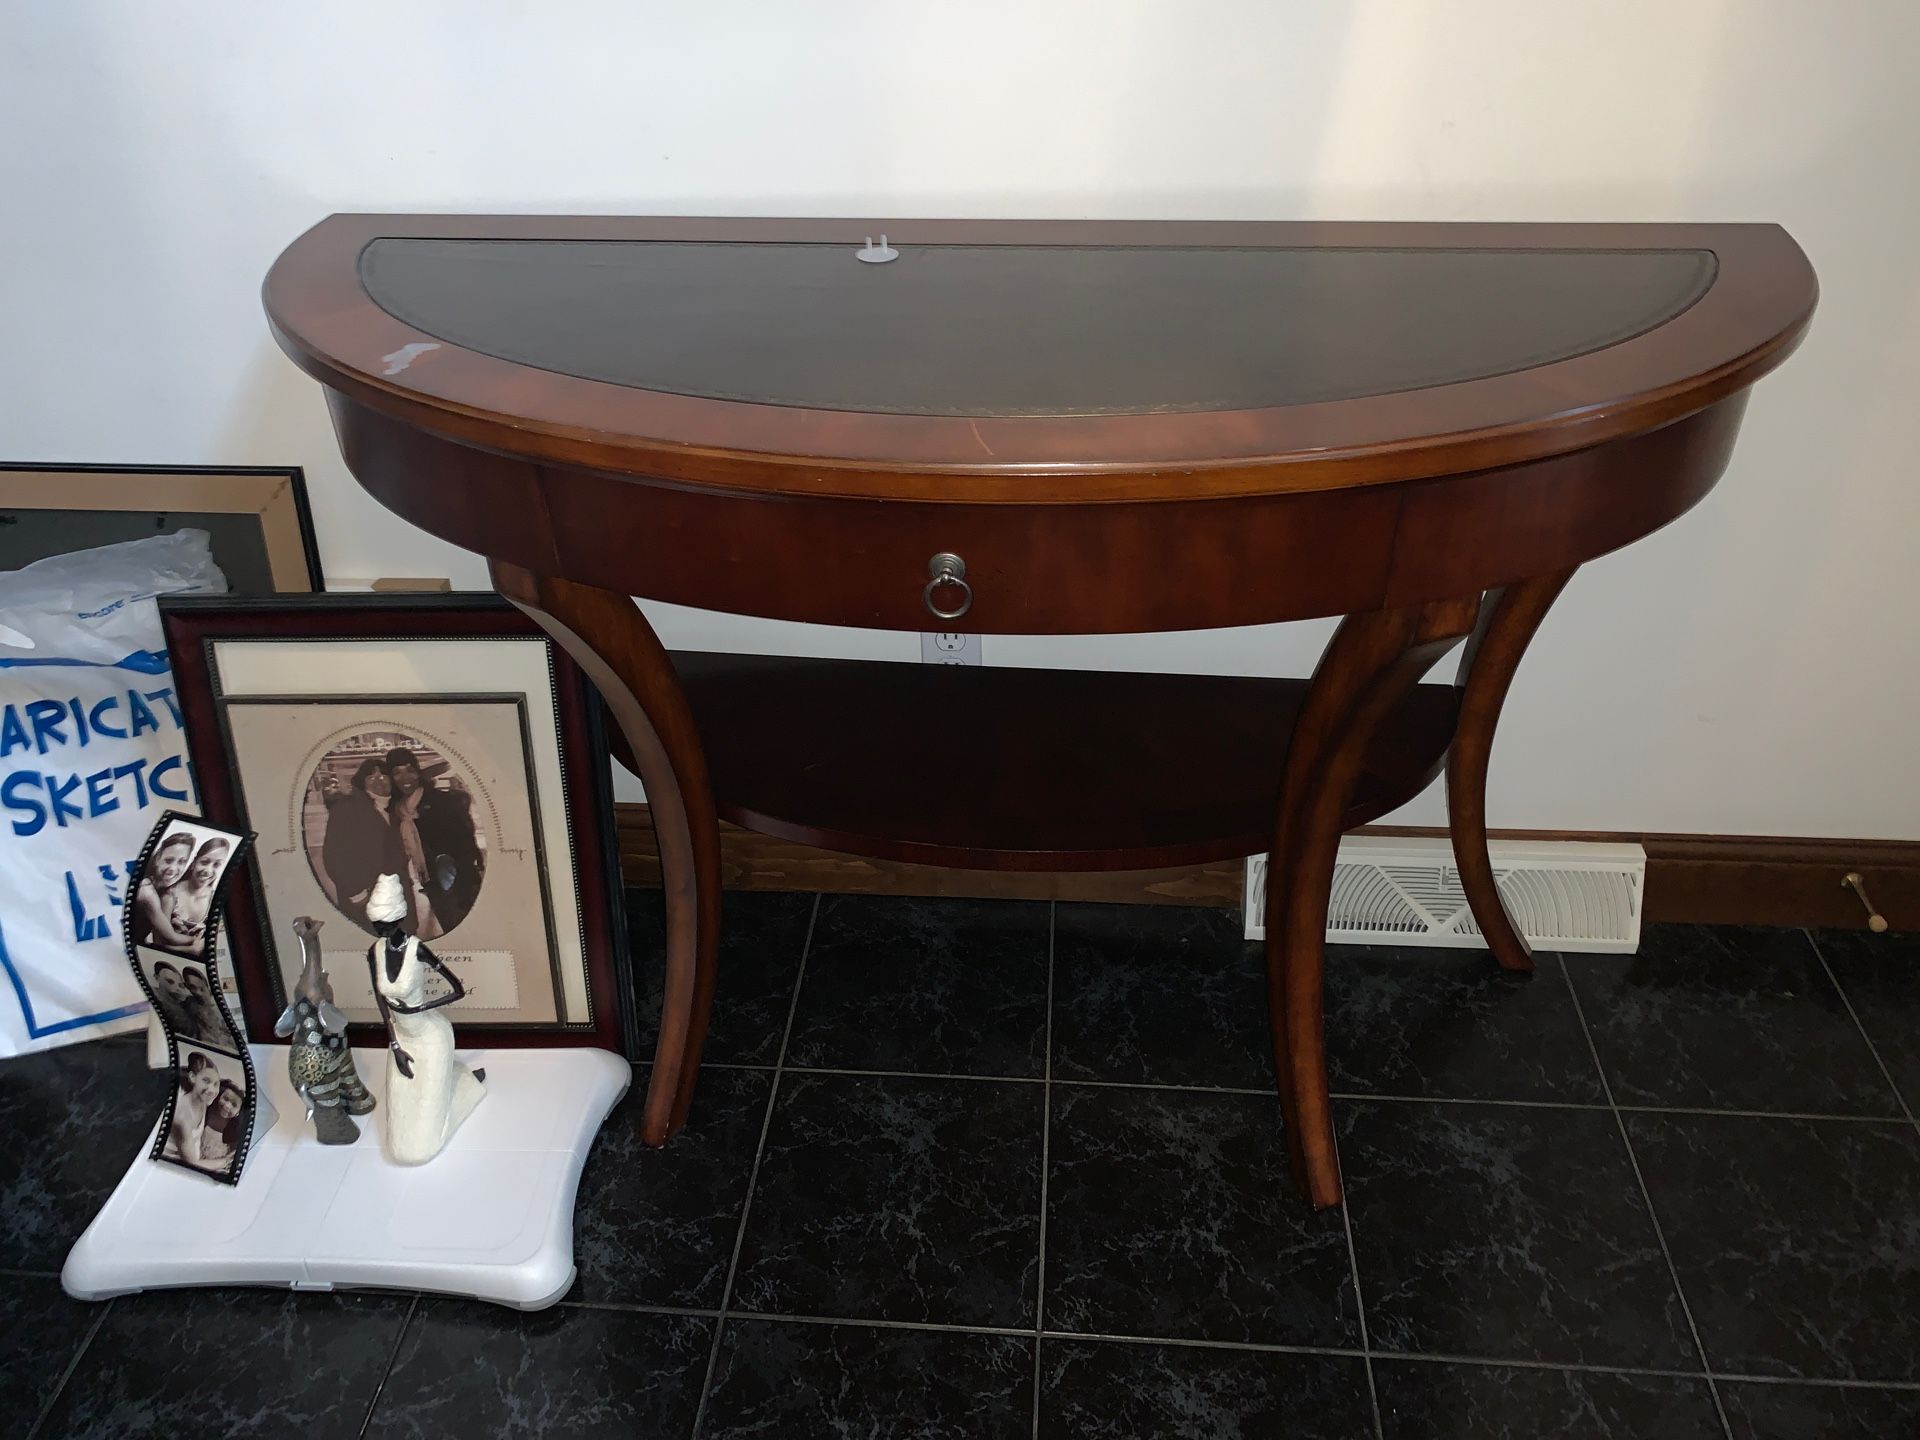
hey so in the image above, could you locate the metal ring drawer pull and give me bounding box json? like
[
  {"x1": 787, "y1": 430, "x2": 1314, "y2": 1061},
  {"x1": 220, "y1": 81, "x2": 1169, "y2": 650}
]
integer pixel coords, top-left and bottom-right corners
[{"x1": 923, "y1": 552, "x2": 973, "y2": 620}]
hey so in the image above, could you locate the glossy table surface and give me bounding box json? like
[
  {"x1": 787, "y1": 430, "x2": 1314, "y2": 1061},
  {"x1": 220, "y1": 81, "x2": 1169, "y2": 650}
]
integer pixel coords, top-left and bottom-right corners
[
  {"x1": 267, "y1": 215, "x2": 1814, "y2": 502},
  {"x1": 264, "y1": 214, "x2": 1816, "y2": 1206}
]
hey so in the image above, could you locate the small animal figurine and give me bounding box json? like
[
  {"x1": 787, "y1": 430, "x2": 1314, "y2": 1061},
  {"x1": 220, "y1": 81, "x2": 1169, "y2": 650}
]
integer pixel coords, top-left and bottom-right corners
[
  {"x1": 365, "y1": 874, "x2": 484, "y2": 1164},
  {"x1": 274, "y1": 915, "x2": 374, "y2": 1144}
]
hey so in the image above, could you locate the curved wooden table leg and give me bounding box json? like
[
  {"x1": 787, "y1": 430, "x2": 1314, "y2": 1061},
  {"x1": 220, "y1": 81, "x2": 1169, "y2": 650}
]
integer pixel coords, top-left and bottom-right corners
[
  {"x1": 1447, "y1": 569, "x2": 1576, "y2": 975},
  {"x1": 491, "y1": 559, "x2": 721, "y2": 1145},
  {"x1": 1266, "y1": 597, "x2": 1481, "y2": 1209}
]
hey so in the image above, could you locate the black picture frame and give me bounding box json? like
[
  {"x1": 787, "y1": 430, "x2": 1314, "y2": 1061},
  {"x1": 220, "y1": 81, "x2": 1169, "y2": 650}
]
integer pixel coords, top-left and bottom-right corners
[
  {"x1": 158, "y1": 593, "x2": 636, "y2": 1058},
  {"x1": 0, "y1": 463, "x2": 324, "y2": 593}
]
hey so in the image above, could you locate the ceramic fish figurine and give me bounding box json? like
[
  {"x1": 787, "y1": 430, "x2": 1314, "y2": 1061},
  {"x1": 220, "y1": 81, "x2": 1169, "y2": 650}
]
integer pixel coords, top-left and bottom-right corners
[
  {"x1": 273, "y1": 915, "x2": 374, "y2": 1144},
  {"x1": 365, "y1": 874, "x2": 484, "y2": 1163}
]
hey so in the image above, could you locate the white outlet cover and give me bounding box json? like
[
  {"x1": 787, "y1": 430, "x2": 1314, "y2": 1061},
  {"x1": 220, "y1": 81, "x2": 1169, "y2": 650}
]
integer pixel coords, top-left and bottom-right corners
[{"x1": 920, "y1": 632, "x2": 981, "y2": 665}]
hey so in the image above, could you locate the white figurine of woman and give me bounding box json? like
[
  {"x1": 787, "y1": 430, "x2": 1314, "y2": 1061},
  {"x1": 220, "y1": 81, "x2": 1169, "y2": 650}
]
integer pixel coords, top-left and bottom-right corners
[{"x1": 365, "y1": 873, "x2": 484, "y2": 1163}]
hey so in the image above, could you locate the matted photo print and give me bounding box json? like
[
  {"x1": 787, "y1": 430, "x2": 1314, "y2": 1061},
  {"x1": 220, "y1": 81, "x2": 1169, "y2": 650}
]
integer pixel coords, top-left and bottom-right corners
[{"x1": 222, "y1": 697, "x2": 565, "y2": 1028}]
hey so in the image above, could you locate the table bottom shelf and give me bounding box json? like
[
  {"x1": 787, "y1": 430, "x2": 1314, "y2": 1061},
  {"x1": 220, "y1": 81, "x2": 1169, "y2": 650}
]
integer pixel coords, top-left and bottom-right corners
[{"x1": 669, "y1": 652, "x2": 1458, "y2": 872}]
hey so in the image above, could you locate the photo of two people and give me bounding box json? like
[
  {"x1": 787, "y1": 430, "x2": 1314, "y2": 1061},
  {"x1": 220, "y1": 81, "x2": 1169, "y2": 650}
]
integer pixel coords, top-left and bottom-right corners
[
  {"x1": 128, "y1": 817, "x2": 237, "y2": 961},
  {"x1": 137, "y1": 950, "x2": 229, "y2": 1049},
  {"x1": 224, "y1": 698, "x2": 568, "y2": 1030},
  {"x1": 304, "y1": 731, "x2": 486, "y2": 941},
  {"x1": 159, "y1": 1042, "x2": 250, "y2": 1181}
]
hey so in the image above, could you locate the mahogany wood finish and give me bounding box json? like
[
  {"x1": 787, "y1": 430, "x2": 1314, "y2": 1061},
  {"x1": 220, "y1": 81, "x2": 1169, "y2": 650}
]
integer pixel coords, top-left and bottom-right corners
[
  {"x1": 489, "y1": 563, "x2": 720, "y2": 1144},
  {"x1": 324, "y1": 387, "x2": 1745, "y2": 636},
  {"x1": 1265, "y1": 599, "x2": 1481, "y2": 1206},
  {"x1": 672, "y1": 653, "x2": 1461, "y2": 871},
  {"x1": 267, "y1": 215, "x2": 1816, "y2": 1208},
  {"x1": 1447, "y1": 570, "x2": 1579, "y2": 973},
  {"x1": 268, "y1": 215, "x2": 1813, "y2": 502},
  {"x1": 1632, "y1": 834, "x2": 1920, "y2": 932},
  {"x1": 615, "y1": 807, "x2": 1249, "y2": 907}
]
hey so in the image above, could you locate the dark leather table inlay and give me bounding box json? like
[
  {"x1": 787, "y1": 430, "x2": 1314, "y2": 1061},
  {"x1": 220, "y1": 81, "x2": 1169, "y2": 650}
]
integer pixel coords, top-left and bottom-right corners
[
  {"x1": 359, "y1": 238, "x2": 1716, "y2": 416},
  {"x1": 267, "y1": 214, "x2": 1815, "y2": 1208}
]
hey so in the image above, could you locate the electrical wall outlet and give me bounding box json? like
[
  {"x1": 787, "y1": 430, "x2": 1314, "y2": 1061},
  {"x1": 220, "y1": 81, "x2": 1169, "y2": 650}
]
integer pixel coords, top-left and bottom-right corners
[{"x1": 920, "y1": 631, "x2": 981, "y2": 665}]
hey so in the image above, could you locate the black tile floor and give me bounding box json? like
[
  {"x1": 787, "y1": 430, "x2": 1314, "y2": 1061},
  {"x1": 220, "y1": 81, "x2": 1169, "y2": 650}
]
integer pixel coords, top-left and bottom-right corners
[{"x1": 4, "y1": 895, "x2": 1917, "y2": 1438}]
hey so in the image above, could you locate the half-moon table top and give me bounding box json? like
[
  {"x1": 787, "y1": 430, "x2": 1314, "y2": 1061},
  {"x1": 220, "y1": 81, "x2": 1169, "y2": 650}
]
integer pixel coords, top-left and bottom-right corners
[{"x1": 265, "y1": 215, "x2": 1816, "y2": 505}]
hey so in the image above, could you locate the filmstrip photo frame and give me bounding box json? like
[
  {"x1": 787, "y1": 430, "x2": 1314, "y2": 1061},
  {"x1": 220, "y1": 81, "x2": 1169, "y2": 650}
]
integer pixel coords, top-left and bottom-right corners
[{"x1": 122, "y1": 811, "x2": 260, "y2": 1186}]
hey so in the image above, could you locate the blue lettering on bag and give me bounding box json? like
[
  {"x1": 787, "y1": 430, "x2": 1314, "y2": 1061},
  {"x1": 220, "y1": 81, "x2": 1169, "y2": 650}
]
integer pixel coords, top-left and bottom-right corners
[
  {"x1": 43, "y1": 773, "x2": 84, "y2": 827},
  {"x1": 84, "y1": 768, "x2": 118, "y2": 816},
  {"x1": 2, "y1": 772, "x2": 46, "y2": 836},
  {"x1": 149, "y1": 755, "x2": 189, "y2": 801},
  {"x1": 0, "y1": 708, "x2": 28, "y2": 758},
  {"x1": 0, "y1": 684, "x2": 179, "y2": 759},
  {"x1": 1, "y1": 753, "x2": 192, "y2": 834},
  {"x1": 25, "y1": 700, "x2": 66, "y2": 754},
  {"x1": 111, "y1": 760, "x2": 150, "y2": 809},
  {"x1": 65, "y1": 871, "x2": 109, "y2": 942},
  {"x1": 88, "y1": 694, "x2": 126, "y2": 738}
]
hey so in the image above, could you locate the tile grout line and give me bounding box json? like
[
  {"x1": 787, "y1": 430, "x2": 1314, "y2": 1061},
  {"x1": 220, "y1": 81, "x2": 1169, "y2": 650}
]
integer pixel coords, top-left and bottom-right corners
[
  {"x1": 1333, "y1": 1129, "x2": 1386, "y2": 1440},
  {"x1": 1559, "y1": 962, "x2": 1737, "y2": 1440},
  {"x1": 1607, "y1": 1102, "x2": 1908, "y2": 1125},
  {"x1": 1378, "y1": 1347, "x2": 1920, "y2": 1391},
  {"x1": 1031, "y1": 901, "x2": 1056, "y2": 1440},
  {"x1": 1334, "y1": 1090, "x2": 1606, "y2": 1111},
  {"x1": 25, "y1": 1297, "x2": 110, "y2": 1440},
  {"x1": 733, "y1": 1308, "x2": 1039, "y2": 1340},
  {"x1": 1371, "y1": 1346, "x2": 1705, "y2": 1380},
  {"x1": 711, "y1": 1062, "x2": 1046, "y2": 1085},
  {"x1": 691, "y1": 891, "x2": 820, "y2": 1440},
  {"x1": 357, "y1": 1291, "x2": 422, "y2": 1439},
  {"x1": 1352, "y1": 1093, "x2": 1913, "y2": 1124},
  {"x1": 1804, "y1": 927, "x2": 1920, "y2": 1129},
  {"x1": 563, "y1": 1298, "x2": 725, "y2": 1319},
  {"x1": 1707, "y1": 1370, "x2": 1920, "y2": 1393},
  {"x1": 1040, "y1": 1328, "x2": 1368, "y2": 1361},
  {"x1": 572, "y1": 1296, "x2": 1920, "y2": 1391},
  {"x1": 703, "y1": 1064, "x2": 1903, "y2": 1124}
]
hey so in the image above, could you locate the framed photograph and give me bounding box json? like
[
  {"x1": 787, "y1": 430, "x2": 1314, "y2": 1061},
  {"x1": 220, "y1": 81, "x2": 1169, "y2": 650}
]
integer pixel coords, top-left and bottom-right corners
[
  {"x1": 160, "y1": 594, "x2": 634, "y2": 1056},
  {"x1": 0, "y1": 463, "x2": 322, "y2": 593}
]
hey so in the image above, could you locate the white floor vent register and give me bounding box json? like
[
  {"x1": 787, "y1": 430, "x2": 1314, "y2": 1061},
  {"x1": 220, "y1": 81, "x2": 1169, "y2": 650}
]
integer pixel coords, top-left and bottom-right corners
[{"x1": 1244, "y1": 836, "x2": 1646, "y2": 952}]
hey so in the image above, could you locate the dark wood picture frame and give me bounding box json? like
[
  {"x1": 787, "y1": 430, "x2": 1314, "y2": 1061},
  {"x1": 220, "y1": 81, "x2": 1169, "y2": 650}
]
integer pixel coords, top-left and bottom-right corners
[
  {"x1": 158, "y1": 593, "x2": 635, "y2": 1057},
  {"x1": 0, "y1": 463, "x2": 324, "y2": 593}
]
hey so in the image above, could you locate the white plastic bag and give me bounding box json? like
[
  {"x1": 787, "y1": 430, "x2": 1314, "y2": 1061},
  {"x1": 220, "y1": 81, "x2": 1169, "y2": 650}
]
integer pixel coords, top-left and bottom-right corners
[{"x1": 0, "y1": 530, "x2": 227, "y2": 1056}]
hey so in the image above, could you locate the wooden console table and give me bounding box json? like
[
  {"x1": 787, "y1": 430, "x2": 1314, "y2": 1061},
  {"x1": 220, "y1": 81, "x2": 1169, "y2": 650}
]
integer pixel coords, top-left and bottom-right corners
[{"x1": 266, "y1": 216, "x2": 1815, "y2": 1208}]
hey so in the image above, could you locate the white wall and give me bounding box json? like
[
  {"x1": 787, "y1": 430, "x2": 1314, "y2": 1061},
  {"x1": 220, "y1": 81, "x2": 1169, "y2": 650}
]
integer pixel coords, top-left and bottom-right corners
[{"x1": 3, "y1": 2, "x2": 1916, "y2": 837}]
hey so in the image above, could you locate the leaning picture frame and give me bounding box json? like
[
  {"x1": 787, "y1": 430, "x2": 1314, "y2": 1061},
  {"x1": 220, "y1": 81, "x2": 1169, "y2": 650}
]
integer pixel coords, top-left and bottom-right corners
[
  {"x1": 158, "y1": 593, "x2": 635, "y2": 1057},
  {"x1": 0, "y1": 463, "x2": 323, "y2": 593}
]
